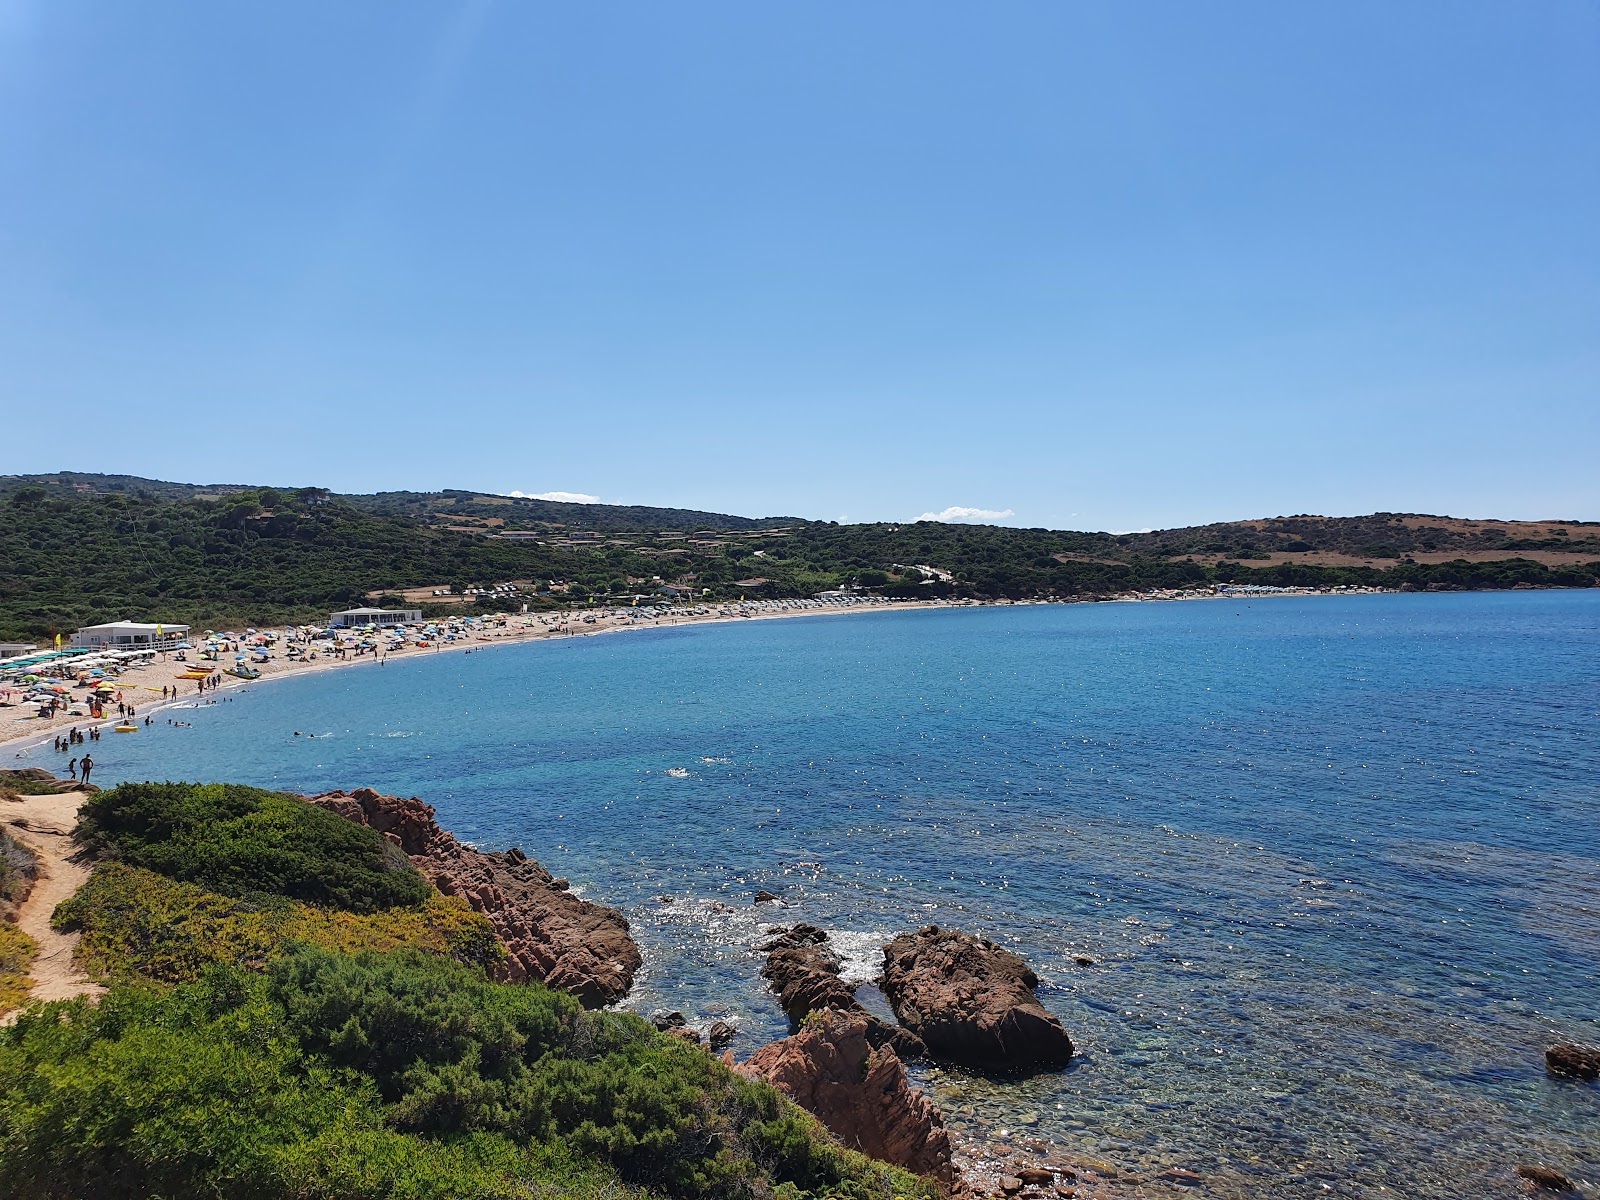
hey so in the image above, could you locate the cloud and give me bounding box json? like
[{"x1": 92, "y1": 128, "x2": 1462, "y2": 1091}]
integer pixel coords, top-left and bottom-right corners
[
  {"x1": 1111, "y1": 528, "x2": 1154, "y2": 535},
  {"x1": 916, "y1": 505, "x2": 1015, "y2": 523},
  {"x1": 508, "y1": 490, "x2": 600, "y2": 504}
]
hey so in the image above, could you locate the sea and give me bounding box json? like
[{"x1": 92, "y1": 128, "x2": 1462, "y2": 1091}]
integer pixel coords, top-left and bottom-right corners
[{"x1": 54, "y1": 590, "x2": 1600, "y2": 1198}]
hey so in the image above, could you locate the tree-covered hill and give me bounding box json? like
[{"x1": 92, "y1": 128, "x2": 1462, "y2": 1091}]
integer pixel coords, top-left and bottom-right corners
[
  {"x1": 352, "y1": 488, "x2": 801, "y2": 533},
  {"x1": 1, "y1": 473, "x2": 1596, "y2": 641}
]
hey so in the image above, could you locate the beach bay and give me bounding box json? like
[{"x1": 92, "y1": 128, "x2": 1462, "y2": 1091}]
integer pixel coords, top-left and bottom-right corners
[{"x1": 38, "y1": 590, "x2": 1600, "y2": 1198}]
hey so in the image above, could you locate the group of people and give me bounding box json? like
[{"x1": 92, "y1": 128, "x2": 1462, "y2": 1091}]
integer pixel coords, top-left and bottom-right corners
[
  {"x1": 65, "y1": 753, "x2": 94, "y2": 783},
  {"x1": 53, "y1": 725, "x2": 97, "y2": 751}
]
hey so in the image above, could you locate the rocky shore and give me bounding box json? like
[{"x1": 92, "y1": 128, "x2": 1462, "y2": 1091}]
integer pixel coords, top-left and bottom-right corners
[{"x1": 307, "y1": 787, "x2": 641, "y2": 1007}]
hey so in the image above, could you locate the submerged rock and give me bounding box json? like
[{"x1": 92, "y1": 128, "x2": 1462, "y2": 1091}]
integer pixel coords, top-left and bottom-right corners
[
  {"x1": 1546, "y1": 1042, "x2": 1600, "y2": 1081},
  {"x1": 308, "y1": 787, "x2": 640, "y2": 1007},
  {"x1": 880, "y1": 925, "x2": 1074, "y2": 1072},
  {"x1": 760, "y1": 925, "x2": 925, "y2": 1058},
  {"x1": 1516, "y1": 1164, "x2": 1579, "y2": 1194},
  {"x1": 741, "y1": 1009, "x2": 953, "y2": 1187}
]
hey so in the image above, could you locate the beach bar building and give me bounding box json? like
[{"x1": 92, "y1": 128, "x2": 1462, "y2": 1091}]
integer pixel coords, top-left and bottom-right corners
[
  {"x1": 70, "y1": 622, "x2": 190, "y2": 652},
  {"x1": 328, "y1": 606, "x2": 422, "y2": 628}
]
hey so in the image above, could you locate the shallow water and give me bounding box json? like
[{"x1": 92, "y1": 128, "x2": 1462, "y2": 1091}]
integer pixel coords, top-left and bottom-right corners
[{"x1": 61, "y1": 592, "x2": 1600, "y2": 1197}]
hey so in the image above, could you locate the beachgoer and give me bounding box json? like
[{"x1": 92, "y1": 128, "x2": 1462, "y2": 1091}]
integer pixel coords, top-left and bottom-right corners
[
  {"x1": 80, "y1": 755, "x2": 93, "y2": 784},
  {"x1": 67, "y1": 758, "x2": 77, "y2": 778}
]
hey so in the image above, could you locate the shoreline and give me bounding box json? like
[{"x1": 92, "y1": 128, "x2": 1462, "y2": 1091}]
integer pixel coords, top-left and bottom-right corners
[
  {"x1": 0, "y1": 583, "x2": 1420, "y2": 761},
  {"x1": 1, "y1": 597, "x2": 966, "y2": 758}
]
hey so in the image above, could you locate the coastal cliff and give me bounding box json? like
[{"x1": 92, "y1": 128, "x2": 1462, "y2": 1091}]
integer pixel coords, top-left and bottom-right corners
[{"x1": 308, "y1": 787, "x2": 641, "y2": 1007}]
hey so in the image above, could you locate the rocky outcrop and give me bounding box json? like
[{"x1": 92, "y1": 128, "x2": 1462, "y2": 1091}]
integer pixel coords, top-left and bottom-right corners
[
  {"x1": 1546, "y1": 1042, "x2": 1600, "y2": 1081},
  {"x1": 741, "y1": 1009, "x2": 952, "y2": 1187},
  {"x1": 760, "y1": 925, "x2": 925, "y2": 1058},
  {"x1": 0, "y1": 769, "x2": 86, "y2": 796},
  {"x1": 308, "y1": 788, "x2": 640, "y2": 1007},
  {"x1": 880, "y1": 925, "x2": 1073, "y2": 1072}
]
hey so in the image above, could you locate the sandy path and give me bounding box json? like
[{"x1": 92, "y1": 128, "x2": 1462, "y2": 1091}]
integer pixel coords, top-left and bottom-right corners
[{"x1": 2, "y1": 786, "x2": 103, "y2": 1013}]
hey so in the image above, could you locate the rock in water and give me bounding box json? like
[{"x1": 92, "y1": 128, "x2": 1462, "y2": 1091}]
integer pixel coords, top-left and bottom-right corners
[
  {"x1": 741, "y1": 1009, "x2": 953, "y2": 1186},
  {"x1": 307, "y1": 787, "x2": 641, "y2": 1006},
  {"x1": 1515, "y1": 1164, "x2": 1578, "y2": 1193},
  {"x1": 1545, "y1": 1042, "x2": 1600, "y2": 1081},
  {"x1": 760, "y1": 925, "x2": 926, "y2": 1058},
  {"x1": 880, "y1": 925, "x2": 1074, "y2": 1072}
]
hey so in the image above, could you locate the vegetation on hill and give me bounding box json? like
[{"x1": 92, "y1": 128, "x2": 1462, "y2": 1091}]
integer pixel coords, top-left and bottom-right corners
[
  {"x1": 2, "y1": 776, "x2": 931, "y2": 1200},
  {"x1": 55, "y1": 863, "x2": 501, "y2": 983},
  {"x1": 354, "y1": 487, "x2": 801, "y2": 532},
  {"x1": 2, "y1": 473, "x2": 1595, "y2": 640},
  {"x1": 0, "y1": 831, "x2": 37, "y2": 1012},
  {"x1": 75, "y1": 782, "x2": 432, "y2": 913},
  {"x1": 0, "y1": 946, "x2": 923, "y2": 1200}
]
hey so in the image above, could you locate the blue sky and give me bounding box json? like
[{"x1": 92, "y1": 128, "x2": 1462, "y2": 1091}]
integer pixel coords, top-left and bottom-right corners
[{"x1": 1, "y1": 2, "x2": 1595, "y2": 530}]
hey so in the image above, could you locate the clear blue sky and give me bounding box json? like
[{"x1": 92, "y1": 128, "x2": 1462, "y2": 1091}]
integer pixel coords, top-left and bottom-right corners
[{"x1": 2, "y1": 2, "x2": 1595, "y2": 530}]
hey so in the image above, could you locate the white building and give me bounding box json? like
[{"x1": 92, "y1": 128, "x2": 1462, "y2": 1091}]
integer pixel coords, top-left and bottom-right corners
[
  {"x1": 0, "y1": 643, "x2": 38, "y2": 659},
  {"x1": 70, "y1": 622, "x2": 190, "y2": 652},
  {"x1": 328, "y1": 607, "x2": 422, "y2": 628}
]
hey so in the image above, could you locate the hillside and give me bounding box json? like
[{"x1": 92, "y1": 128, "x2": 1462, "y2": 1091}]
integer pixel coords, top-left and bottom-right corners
[{"x1": 1, "y1": 473, "x2": 1596, "y2": 641}]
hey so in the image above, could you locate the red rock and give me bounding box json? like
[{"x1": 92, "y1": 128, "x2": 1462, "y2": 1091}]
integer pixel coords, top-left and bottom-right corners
[
  {"x1": 880, "y1": 925, "x2": 1074, "y2": 1071},
  {"x1": 1016, "y1": 1168, "x2": 1054, "y2": 1186},
  {"x1": 760, "y1": 925, "x2": 926, "y2": 1058},
  {"x1": 307, "y1": 787, "x2": 640, "y2": 1007},
  {"x1": 741, "y1": 1009, "x2": 953, "y2": 1186},
  {"x1": 1161, "y1": 1167, "x2": 1203, "y2": 1186},
  {"x1": 998, "y1": 1177, "x2": 1024, "y2": 1194}
]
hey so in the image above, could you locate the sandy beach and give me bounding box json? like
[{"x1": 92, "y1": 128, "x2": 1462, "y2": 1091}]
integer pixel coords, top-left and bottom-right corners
[
  {"x1": 0, "y1": 596, "x2": 967, "y2": 761},
  {"x1": 1, "y1": 584, "x2": 1394, "y2": 763}
]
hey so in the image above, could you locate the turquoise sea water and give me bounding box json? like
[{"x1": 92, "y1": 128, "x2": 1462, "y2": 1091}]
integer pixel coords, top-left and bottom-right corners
[{"x1": 50, "y1": 591, "x2": 1600, "y2": 1197}]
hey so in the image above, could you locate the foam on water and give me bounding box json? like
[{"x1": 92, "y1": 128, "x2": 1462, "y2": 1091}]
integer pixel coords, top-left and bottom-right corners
[{"x1": 83, "y1": 592, "x2": 1600, "y2": 1198}]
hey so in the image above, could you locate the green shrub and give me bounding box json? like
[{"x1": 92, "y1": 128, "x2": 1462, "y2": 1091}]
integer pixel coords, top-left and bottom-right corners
[
  {"x1": 75, "y1": 781, "x2": 430, "y2": 913},
  {"x1": 0, "y1": 948, "x2": 931, "y2": 1200},
  {"x1": 0, "y1": 979, "x2": 625, "y2": 1200},
  {"x1": 54, "y1": 863, "x2": 501, "y2": 984}
]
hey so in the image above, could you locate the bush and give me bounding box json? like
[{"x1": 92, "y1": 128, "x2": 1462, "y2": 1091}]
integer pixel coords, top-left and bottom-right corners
[
  {"x1": 54, "y1": 863, "x2": 501, "y2": 984},
  {"x1": 75, "y1": 782, "x2": 430, "y2": 913},
  {"x1": 0, "y1": 948, "x2": 931, "y2": 1200}
]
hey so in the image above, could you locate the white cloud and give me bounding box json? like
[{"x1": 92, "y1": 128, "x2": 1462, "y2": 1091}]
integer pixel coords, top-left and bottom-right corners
[
  {"x1": 916, "y1": 505, "x2": 1015, "y2": 523},
  {"x1": 508, "y1": 490, "x2": 601, "y2": 504}
]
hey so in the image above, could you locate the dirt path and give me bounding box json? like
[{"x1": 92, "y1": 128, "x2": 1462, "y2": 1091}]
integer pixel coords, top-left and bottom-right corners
[{"x1": 3, "y1": 786, "x2": 103, "y2": 1013}]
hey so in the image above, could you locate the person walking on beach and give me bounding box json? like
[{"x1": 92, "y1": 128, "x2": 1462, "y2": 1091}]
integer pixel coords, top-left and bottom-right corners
[
  {"x1": 79, "y1": 754, "x2": 93, "y2": 784},
  {"x1": 67, "y1": 758, "x2": 77, "y2": 779}
]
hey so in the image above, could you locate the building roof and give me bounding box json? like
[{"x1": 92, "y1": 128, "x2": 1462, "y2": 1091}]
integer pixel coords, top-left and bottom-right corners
[
  {"x1": 330, "y1": 607, "x2": 417, "y2": 616},
  {"x1": 76, "y1": 621, "x2": 190, "y2": 633}
]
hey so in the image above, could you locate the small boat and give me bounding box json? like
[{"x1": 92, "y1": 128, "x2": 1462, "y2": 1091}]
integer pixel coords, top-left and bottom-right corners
[
  {"x1": 113, "y1": 723, "x2": 138, "y2": 733},
  {"x1": 224, "y1": 667, "x2": 260, "y2": 680}
]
